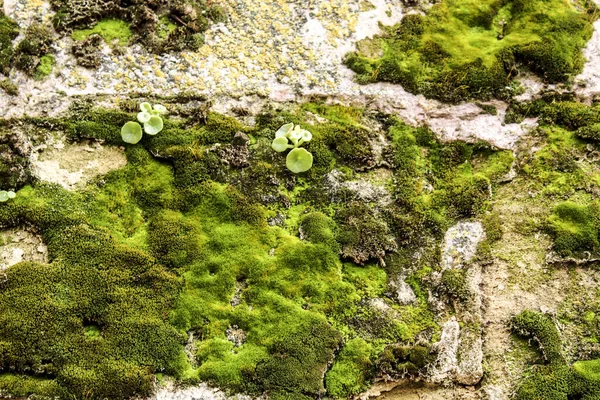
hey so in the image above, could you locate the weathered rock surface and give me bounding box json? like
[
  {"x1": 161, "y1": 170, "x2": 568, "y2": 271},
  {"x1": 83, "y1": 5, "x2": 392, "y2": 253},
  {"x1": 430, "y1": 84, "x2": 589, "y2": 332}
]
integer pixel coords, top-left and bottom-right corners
[
  {"x1": 0, "y1": 228, "x2": 47, "y2": 271},
  {"x1": 388, "y1": 277, "x2": 417, "y2": 305},
  {"x1": 429, "y1": 221, "x2": 485, "y2": 386},
  {"x1": 441, "y1": 222, "x2": 485, "y2": 271},
  {"x1": 428, "y1": 318, "x2": 460, "y2": 384},
  {"x1": 456, "y1": 329, "x2": 484, "y2": 386},
  {"x1": 30, "y1": 138, "x2": 127, "y2": 190},
  {"x1": 148, "y1": 382, "x2": 258, "y2": 400}
]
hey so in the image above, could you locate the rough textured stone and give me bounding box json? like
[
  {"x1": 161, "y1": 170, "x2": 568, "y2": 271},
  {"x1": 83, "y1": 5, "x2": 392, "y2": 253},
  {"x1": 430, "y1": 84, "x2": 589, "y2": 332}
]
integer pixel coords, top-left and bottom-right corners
[
  {"x1": 388, "y1": 277, "x2": 417, "y2": 305},
  {"x1": 30, "y1": 138, "x2": 127, "y2": 190},
  {"x1": 0, "y1": 228, "x2": 47, "y2": 271},
  {"x1": 441, "y1": 222, "x2": 485, "y2": 271},
  {"x1": 456, "y1": 329, "x2": 484, "y2": 385},
  {"x1": 225, "y1": 325, "x2": 247, "y2": 347},
  {"x1": 428, "y1": 318, "x2": 460, "y2": 384},
  {"x1": 149, "y1": 382, "x2": 260, "y2": 400}
]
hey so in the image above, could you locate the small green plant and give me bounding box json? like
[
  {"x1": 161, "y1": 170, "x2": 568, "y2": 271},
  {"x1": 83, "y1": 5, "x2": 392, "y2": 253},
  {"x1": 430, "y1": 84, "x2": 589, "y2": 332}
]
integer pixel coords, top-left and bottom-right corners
[
  {"x1": 271, "y1": 123, "x2": 314, "y2": 173},
  {"x1": 0, "y1": 190, "x2": 16, "y2": 202},
  {"x1": 121, "y1": 102, "x2": 167, "y2": 144}
]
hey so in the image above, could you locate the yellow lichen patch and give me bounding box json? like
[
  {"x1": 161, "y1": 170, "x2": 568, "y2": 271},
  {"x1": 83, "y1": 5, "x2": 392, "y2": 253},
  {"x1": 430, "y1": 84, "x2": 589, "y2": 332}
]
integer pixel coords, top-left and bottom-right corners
[{"x1": 52, "y1": 0, "x2": 381, "y2": 96}]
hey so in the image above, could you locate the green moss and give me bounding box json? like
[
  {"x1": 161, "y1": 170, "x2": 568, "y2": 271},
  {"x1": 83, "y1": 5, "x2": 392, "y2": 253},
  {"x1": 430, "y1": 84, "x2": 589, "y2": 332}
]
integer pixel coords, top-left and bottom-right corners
[
  {"x1": 574, "y1": 359, "x2": 600, "y2": 382},
  {"x1": 512, "y1": 310, "x2": 564, "y2": 364},
  {"x1": 325, "y1": 338, "x2": 374, "y2": 398},
  {"x1": 301, "y1": 103, "x2": 365, "y2": 128},
  {"x1": 299, "y1": 212, "x2": 339, "y2": 253},
  {"x1": 254, "y1": 317, "x2": 342, "y2": 397},
  {"x1": 505, "y1": 111, "x2": 587, "y2": 196},
  {"x1": 158, "y1": 16, "x2": 177, "y2": 40},
  {"x1": 435, "y1": 173, "x2": 491, "y2": 219},
  {"x1": 473, "y1": 149, "x2": 514, "y2": 181},
  {"x1": 148, "y1": 210, "x2": 202, "y2": 269},
  {"x1": 72, "y1": 19, "x2": 132, "y2": 46},
  {"x1": 502, "y1": 99, "x2": 600, "y2": 199},
  {"x1": 475, "y1": 102, "x2": 498, "y2": 115},
  {"x1": 375, "y1": 344, "x2": 434, "y2": 378},
  {"x1": 64, "y1": 107, "x2": 136, "y2": 144},
  {"x1": 336, "y1": 203, "x2": 397, "y2": 265},
  {"x1": 0, "y1": 12, "x2": 18, "y2": 75},
  {"x1": 0, "y1": 153, "x2": 188, "y2": 398},
  {"x1": 12, "y1": 23, "x2": 53, "y2": 76},
  {"x1": 515, "y1": 363, "x2": 575, "y2": 400},
  {"x1": 0, "y1": 374, "x2": 64, "y2": 398},
  {"x1": 508, "y1": 97, "x2": 600, "y2": 127},
  {"x1": 512, "y1": 311, "x2": 600, "y2": 399},
  {"x1": 202, "y1": 112, "x2": 248, "y2": 144},
  {"x1": 52, "y1": 0, "x2": 225, "y2": 54},
  {"x1": 392, "y1": 303, "x2": 439, "y2": 343},
  {"x1": 546, "y1": 201, "x2": 600, "y2": 257},
  {"x1": 482, "y1": 211, "x2": 503, "y2": 242},
  {"x1": 292, "y1": 103, "x2": 377, "y2": 172},
  {"x1": 441, "y1": 268, "x2": 469, "y2": 300},
  {"x1": 0, "y1": 237, "x2": 184, "y2": 398},
  {"x1": 207, "y1": 5, "x2": 228, "y2": 24},
  {"x1": 577, "y1": 123, "x2": 600, "y2": 141},
  {"x1": 0, "y1": 106, "x2": 529, "y2": 398},
  {"x1": 383, "y1": 120, "x2": 503, "y2": 242},
  {"x1": 84, "y1": 324, "x2": 102, "y2": 338},
  {"x1": 0, "y1": 78, "x2": 18, "y2": 96},
  {"x1": 345, "y1": 0, "x2": 597, "y2": 102},
  {"x1": 34, "y1": 54, "x2": 55, "y2": 80}
]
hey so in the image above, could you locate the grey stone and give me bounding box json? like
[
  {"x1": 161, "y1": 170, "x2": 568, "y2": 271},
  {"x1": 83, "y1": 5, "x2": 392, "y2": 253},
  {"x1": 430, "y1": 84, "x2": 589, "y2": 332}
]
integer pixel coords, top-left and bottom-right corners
[
  {"x1": 388, "y1": 277, "x2": 416, "y2": 305},
  {"x1": 456, "y1": 329, "x2": 484, "y2": 385}
]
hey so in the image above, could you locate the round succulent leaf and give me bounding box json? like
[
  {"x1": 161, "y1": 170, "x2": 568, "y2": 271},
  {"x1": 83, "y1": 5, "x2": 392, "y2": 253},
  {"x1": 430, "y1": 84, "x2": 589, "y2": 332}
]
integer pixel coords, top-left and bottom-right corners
[
  {"x1": 7, "y1": 191, "x2": 15, "y2": 199},
  {"x1": 150, "y1": 110, "x2": 160, "y2": 116},
  {"x1": 301, "y1": 129, "x2": 312, "y2": 142},
  {"x1": 286, "y1": 148, "x2": 313, "y2": 173},
  {"x1": 153, "y1": 104, "x2": 168, "y2": 115},
  {"x1": 0, "y1": 191, "x2": 8, "y2": 202},
  {"x1": 121, "y1": 121, "x2": 143, "y2": 144},
  {"x1": 137, "y1": 111, "x2": 151, "y2": 123},
  {"x1": 140, "y1": 102, "x2": 152, "y2": 112},
  {"x1": 144, "y1": 116, "x2": 164, "y2": 135},
  {"x1": 276, "y1": 123, "x2": 294, "y2": 138},
  {"x1": 288, "y1": 126, "x2": 304, "y2": 141},
  {"x1": 271, "y1": 137, "x2": 289, "y2": 152}
]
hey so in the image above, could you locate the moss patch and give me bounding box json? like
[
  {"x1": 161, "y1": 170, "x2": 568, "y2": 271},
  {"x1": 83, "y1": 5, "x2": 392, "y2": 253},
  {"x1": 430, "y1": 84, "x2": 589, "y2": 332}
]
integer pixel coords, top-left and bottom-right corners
[
  {"x1": 0, "y1": 184, "x2": 185, "y2": 399},
  {"x1": 0, "y1": 11, "x2": 19, "y2": 75},
  {"x1": 512, "y1": 310, "x2": 600, "y2": 400},
  {"x1": 34, "y1": 54, "x2": 55, "y2": 80},
  {"x1": 0, "y1": 103, "x2": 521, "y2": 398},
  {"x1": 547, "y1": 201, "x2": 600, "y2": 257},
  {"x1": 52, "y1": 0, "x2": 226, "y2": 54},
  {"x1": 325, "y1": 338, "x2": 375, "y2": 398},
  {"x1": 345, "y1": 0, "x2": 597, "y2": 102},
  {"x1": 72, "y1": 18, "x2": 132, "y2": 46},
  {"x1": 12, "y1": 23, "x2": 54, "y2": 78},
  {"x1": 0, "y1": 79, "x2": 18, "y2": 96}
]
